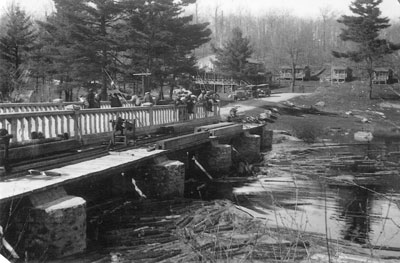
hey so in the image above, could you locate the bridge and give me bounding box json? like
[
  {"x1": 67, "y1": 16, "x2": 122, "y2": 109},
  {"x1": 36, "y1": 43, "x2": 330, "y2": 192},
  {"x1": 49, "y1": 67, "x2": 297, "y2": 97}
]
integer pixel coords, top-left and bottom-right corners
[
  {"x1": 0, "y1": 101, "x2": 219, "y2": 143},
  {"x1": 0, "y1": 101, "x2": 273, "y2": 261}
]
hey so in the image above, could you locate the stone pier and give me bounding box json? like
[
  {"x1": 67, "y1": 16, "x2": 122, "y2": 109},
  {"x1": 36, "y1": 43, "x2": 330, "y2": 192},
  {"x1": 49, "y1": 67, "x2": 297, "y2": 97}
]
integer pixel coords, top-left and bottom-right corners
[
  {"x1": 151, "y1": 156, "x2": 185, "y2": 198},
  {"x1": 233, "y1": 132, "x2": 261, "y2": 163},
  {"x1": 19, "y1": 187, "x2": 86, "y2": 259},
  {"x1": 246, "y1": 124, "x2": 273, "y2": 150},
  {"x1": 204, "y1": 139, "x2": 232, "y2": 174}
]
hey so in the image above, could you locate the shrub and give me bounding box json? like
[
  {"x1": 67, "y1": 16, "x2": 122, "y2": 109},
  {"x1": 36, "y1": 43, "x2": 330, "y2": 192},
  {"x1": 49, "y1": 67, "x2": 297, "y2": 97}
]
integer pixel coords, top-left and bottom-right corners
[{"x1": 291, "y1": 119, "x2": 323, "y2": 143}]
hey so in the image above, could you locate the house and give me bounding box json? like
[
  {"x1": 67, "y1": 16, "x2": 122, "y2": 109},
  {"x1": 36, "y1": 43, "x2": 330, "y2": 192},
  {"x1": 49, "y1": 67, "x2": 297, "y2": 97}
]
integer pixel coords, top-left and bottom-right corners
[
  {"x1": 195, "y1": 71, "x2": 240, "y2": 94},
  {"x1": 195, "y1": 55, "x2": 266, "y2": 94},
  {"x1": 373, "y1": 68, "x2": 393, "y2": 84},
  {"x1": 331, "y1": 66, "x2": 352, "y2": 83},
  {"x1": 279, "y1": 66, "x2": 310, "y2": 81},
  {"x1": 197, "y1": 55, "x2": 216, "y2": 72}
]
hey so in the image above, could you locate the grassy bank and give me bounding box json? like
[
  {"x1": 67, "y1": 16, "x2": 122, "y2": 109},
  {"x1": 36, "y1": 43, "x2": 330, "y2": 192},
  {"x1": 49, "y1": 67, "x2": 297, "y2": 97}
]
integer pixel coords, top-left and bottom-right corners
[{"x1": 265, "y1": 81, "x2": 400, "y2": 144}]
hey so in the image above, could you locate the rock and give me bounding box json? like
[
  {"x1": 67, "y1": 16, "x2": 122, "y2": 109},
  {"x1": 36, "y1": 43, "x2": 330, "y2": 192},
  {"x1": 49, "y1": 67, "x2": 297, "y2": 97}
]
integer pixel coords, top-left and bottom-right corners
[
  {"x1": 354, "y1": 131, "x2": 373, "y2": 142},
  {"x1": 345, "y1": 111, "x2": 353, "y2": 115},
  {"x1": 315, "y1": 101, "x2": 325, "y2": 107},
  {"x1": 283, "y1": 101, "x2": 294, "y2": 107},
  {"x1": 259, "y1": 110, "x2": 271, "y2": 120},
  {"x1": 360, "y1": 118, "x2": 370, "y2": 123}
]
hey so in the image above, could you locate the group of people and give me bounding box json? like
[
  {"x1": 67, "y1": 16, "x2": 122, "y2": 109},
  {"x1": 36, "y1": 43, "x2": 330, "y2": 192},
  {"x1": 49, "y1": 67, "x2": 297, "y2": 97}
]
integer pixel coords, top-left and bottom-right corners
[
  {"x1": 80, "y1": 90, "x2": 125, "y2": 108},
  {"x1": 79, "y1": 88, "x2": 218, "y2": 113},
  {"x1": 174, "y1": 89, "x2": 218, "y2": 114},
  {"x1": 129, "y1": 92, "x2": 154, "y2": 106},
  {"x1": 80, "y1": 89, "x2": 101, "y2": 108}
]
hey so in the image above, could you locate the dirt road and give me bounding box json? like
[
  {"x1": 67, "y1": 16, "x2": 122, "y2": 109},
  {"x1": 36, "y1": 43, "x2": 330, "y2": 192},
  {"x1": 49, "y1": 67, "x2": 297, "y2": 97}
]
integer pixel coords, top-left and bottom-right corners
[{"x1": 220, "y1": 92, "x2": 310, "y2": 119}]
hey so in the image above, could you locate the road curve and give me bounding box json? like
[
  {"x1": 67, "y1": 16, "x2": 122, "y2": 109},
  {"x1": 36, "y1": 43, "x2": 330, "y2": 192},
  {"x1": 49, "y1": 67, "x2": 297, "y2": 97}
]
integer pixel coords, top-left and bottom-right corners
[{"x1": 220, "y1": 92, "x2": 310, "y2": 118}]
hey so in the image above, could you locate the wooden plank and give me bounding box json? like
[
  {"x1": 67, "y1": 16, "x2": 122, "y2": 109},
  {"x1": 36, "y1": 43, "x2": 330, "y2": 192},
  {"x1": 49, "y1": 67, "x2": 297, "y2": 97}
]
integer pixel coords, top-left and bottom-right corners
[
  {"x1": 156, "y1": 131, "x2": 210, "y2": 150},
  {"x1": 194, "y1": 122, "x2": 236, "y2": 133},
  {"x1": 209, "y1": 124, "x2": 243, "y2": 138},
  {"x1": 6, "y1": 139, "x2": 81, "y2": 161}
]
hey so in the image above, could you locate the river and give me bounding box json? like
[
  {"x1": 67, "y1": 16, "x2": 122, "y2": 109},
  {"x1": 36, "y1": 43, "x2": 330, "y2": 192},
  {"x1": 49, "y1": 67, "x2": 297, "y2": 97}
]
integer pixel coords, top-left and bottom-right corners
[{"x1": 207, "y1": 140, "x2": 400, "y2": 258}]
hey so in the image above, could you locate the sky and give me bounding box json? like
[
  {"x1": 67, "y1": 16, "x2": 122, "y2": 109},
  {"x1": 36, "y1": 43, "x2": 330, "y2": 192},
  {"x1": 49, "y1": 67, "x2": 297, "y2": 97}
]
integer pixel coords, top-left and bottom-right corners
[{"x1": 0, "y1": 0, "x2": 400, "y2": 21}]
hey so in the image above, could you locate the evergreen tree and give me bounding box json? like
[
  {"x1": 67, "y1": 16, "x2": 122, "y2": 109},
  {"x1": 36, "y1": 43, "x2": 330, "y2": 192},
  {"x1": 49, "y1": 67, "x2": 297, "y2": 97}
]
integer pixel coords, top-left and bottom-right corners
[
  {"x1": 332, "y1": 0, "x2": 400, "y2": 99},
  {"x1": 39, "y1": 0, "x2": 125, "y2": 100},
  {"x1": 213, "y1": 27, "x2": 253, "y2": 81},
  {"x1": 0, "y1": 3, "x2": 37, "y2": 98},
  {"x1": 123, "y1": 0, "x2": 211, "y2": 98}
]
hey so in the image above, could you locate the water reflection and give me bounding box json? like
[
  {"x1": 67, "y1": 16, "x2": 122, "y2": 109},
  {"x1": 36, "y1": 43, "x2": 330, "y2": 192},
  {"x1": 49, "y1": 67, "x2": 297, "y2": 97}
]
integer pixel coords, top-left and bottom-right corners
[
  {"x1": 336, "y1": 186, "x2": 374, "y2": 244},
  {"x1": 207, "y1": 173, "x2": 400, "y2": 249}
]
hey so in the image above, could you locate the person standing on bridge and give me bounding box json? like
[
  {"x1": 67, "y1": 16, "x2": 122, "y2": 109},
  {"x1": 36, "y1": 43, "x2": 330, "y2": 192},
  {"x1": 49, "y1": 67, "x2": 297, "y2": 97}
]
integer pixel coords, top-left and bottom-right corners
[
  {"x1": 93, "y1": 92, "x2": 101, "y2": 108},
  {"x1": 110, "y1": 93, "x2": 122, "y2": 107},
  {"x1": 87, "y1": 89, "x2": 96, "y2": 108},
  {"x1": 143, "y1": 92, "x2": 154, "y2": 105}
]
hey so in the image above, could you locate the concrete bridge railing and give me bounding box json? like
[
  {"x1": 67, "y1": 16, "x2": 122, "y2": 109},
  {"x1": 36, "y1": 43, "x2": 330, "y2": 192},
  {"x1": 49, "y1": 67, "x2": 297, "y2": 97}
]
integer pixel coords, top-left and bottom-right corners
[
  {"x1": 0, "y1": 103, "x2": 220, "y2": 143},
  {"x1": 0, "y1": 101, "x2": 136, "y2": 113}
]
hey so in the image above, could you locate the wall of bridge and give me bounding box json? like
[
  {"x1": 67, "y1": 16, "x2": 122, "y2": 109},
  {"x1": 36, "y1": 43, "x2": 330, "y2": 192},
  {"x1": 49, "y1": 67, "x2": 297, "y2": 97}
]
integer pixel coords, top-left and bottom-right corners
[
  {"x1": 0, "y1": 101, "x2": 132, "y2": 113},
  {"x1": 0, "y1": 103, "x2": 220, "y2": 143}
]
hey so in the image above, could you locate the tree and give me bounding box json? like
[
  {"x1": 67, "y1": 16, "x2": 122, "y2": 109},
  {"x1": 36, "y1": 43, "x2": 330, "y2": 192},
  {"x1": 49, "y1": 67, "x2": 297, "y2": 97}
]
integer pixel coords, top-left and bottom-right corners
[
  {"x1": 213, "y1": 27, "x2": 253, "y2": 81},
  {"x1": 282, "y1": 22, "x2": 307, "y2": 92},
  {"x1": 39, "y1": 0, "x2": 125, "y2": 100},
  {"x1": 0, "y1": 3, "x2": 37, "y2": 98},
  {"x1": 332, "y1": 0, "x2": 400, "y2": 99},
  {"x1": 123, "y1": 0, "x2": 211, "y2": 99}
]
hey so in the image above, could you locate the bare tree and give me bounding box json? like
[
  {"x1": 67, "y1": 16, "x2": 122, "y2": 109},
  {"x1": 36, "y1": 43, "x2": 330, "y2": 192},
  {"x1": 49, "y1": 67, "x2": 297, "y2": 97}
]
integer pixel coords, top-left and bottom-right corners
[{"x1": 281, "y1": 19, "x2": 308, "y2": 92}]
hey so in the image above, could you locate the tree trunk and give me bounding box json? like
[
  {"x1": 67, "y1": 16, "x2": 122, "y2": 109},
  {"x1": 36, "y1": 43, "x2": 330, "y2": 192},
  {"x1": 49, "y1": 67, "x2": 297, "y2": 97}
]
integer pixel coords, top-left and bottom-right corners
[
  {"x1": 369, "y1": 75, "x2": 373, "y2": 100},
  {"x1": 368, "y1": 60, "x2": 373, "y2": 99},
  {"x1": 291, "y1": 63, "x2": 296, "y2": 93},
  {"x1": 159, "y1": 81, "x2": 164, "y2": 101},
  {"x1": 100, "y1": 15, "x2": 108, "y2": 101}
]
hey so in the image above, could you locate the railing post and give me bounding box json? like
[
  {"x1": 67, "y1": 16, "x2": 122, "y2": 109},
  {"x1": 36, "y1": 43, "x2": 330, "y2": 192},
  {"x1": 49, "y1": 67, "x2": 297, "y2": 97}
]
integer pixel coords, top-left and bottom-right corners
[
  {"x1": 149, "y1": 105, "x2": 154, "y2": 126},
  {"x1": 73, "y1": 110, "x2": 81, "y2": 143},
  {"x1": 192, "y1": 104, "x2": 196, "y2": 120},
  {"x1": 173, "y1": 105, "x2": 177, "y2": 122},
  {"x1": 10, "y1": 118, "x2": 18, "y2": 143}
]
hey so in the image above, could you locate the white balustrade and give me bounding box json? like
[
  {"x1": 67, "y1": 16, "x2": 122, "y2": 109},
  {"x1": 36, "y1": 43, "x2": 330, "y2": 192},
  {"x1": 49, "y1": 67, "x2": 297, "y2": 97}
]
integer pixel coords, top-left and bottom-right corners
[
  {"x1": 0, "y1": 103, "x2": 220, "y2": 143},
  {"x1": 0, "y1": 101, "x2": 137, "y2": 113}
]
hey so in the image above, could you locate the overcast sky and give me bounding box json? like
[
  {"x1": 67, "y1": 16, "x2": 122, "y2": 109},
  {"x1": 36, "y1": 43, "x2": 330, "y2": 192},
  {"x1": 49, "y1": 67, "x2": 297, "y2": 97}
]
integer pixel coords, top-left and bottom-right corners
[{"x1": 1, "y1": 0, "x2": 400, "y2": 21}]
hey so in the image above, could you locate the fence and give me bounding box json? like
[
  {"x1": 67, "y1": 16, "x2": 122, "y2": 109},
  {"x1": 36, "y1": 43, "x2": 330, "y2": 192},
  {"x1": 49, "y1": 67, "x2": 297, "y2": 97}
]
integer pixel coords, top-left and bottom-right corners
[
  {"x1": 0, "y1": 101, "x2": 137, "y2": 113},
  {"x1": 0, "y1": 103, "x2": 220, "y2": 143}
]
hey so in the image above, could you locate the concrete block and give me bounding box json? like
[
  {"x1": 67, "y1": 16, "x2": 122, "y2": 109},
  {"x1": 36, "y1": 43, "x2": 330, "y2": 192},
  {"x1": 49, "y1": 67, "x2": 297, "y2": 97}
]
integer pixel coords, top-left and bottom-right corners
[
  {"x1": 233, "y1": 132, "x2": 261, "y2": 163},
  {"x1": 24, "y1": 195, "x2": 86, "y2": 259},
  {"x1": 207, "y1": 144, "x2": 232, "y2": 174},
  {"x1": 245, "y1": 124, "x2": 273, "y2": 150},
  {"x1": 29, "y1": 187, "x2": 67, "y2": 207},
  {"x1": 152, "y1": 160, "x2": 185, "y2": 198}
]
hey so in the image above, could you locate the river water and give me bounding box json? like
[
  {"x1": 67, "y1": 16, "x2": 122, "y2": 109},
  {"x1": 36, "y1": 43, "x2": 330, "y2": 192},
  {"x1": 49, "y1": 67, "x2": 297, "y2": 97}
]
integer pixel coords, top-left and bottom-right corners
[{"x1": 207, "y1": 141, "x2": 400, "y2": 257}]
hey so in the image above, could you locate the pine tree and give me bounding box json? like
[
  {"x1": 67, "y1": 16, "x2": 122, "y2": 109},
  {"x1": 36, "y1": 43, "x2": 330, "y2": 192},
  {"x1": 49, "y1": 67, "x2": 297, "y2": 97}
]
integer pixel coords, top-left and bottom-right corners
[
  {"x1": 213, "y1": 27, "x2": 253, "y2": 81},
  {"x1": 123, "y1": 0, "x2": 211, "y2": 98},
  {"x1": 332, "y1": 0, "x2": 400, "y2": 99},
  {"x1": 39, "y1": 0, "x2": 125, "y2": 100},
  {"x1": 0, "y1": 3, "x2": 37, "y2": 97}
]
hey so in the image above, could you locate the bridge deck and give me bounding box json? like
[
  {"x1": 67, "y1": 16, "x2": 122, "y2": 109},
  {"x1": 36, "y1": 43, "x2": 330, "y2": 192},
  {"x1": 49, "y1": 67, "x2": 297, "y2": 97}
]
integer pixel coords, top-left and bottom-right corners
[{"x1": 0, "y1": 148, "x2": 165, "y2": 203}]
